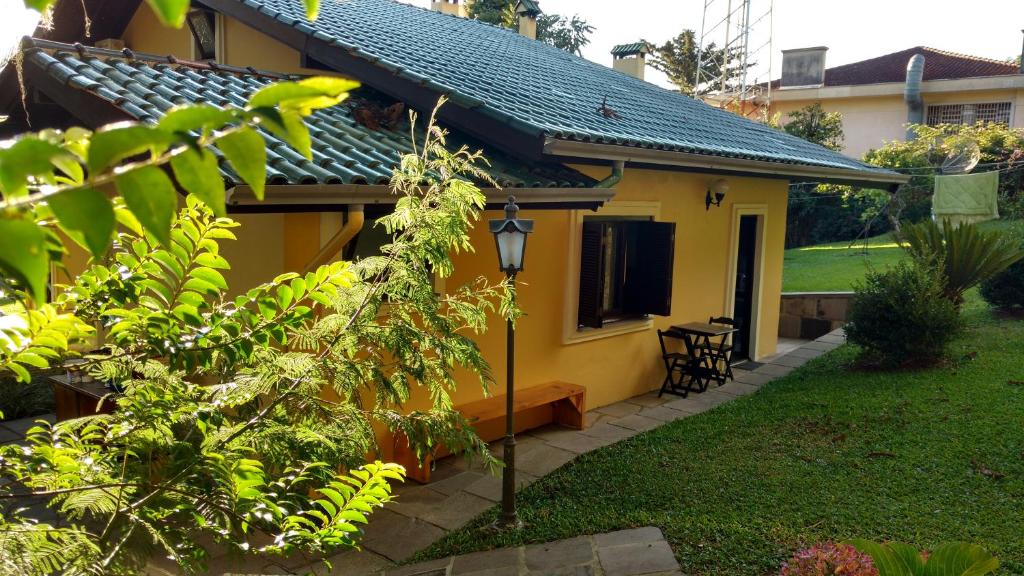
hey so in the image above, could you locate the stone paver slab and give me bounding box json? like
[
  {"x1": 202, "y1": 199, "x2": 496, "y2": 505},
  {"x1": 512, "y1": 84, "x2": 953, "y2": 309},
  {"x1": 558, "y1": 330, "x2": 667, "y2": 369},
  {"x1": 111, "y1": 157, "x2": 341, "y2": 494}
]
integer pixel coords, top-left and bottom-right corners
[
  {"x1": 716, "y1": 381, "x2": 758, "y2": 396},
  {"x1": 623, "y1": 393, "x2": 669, "y2": 408},
  {"x1": 660, "y1": 397, "x2": 704, "y2": 414},
  {"x1": 463, "y1": 470, "x2": 538, "y2": 502},
  {"x1": 0, "y1": 426, "x2": 21, "y2": 444},
  {"x1": 543, "y1": 430, "x2": 615, "y2": 454},
  {"x1": 593, "y1": 526, "x2": 664, "y2": 548},
  {"x1": 755, "y1": 364, "x2": 795, "y2": 377},
  {"x1": 360, "y1": 510, "x2": 447, "y2": 562},
  {"x1": 515, "y1": 444, "x2": 576, "y2": 477},
  {"x1": 731, "y1": 370, "x2": 773, "y2": 386},
  {"x1": 2, "y1": 414, "x2": 54, "y2": 436},
  {"x1": 427, "y1": 470, "x2": 487, "y2": 496},
  {"x1": 597, "y1": 540, "x2": 679, "y2": 576},
  {"x1": 686, "y1": 390, "x2": 732, "y2": 407},
  {"x1": 584, "y1": 411, "x2": 613, "y2": 428},
  {"x1": 608, "y1": 414, "x2": 661, "y2": 432},
  {"x1": 638, "y1": 405, "x2": 686, "y2": 422},
  {"x1": 384, "y1": 556, "x2": 451, "y2": 576},
  {"x1": 524, "y1": 535, "x2": 595, "y2": 572},
  {"x1": 315, "y1": 549, "x2": 391, "y2": 575},
  {"x1": 801, "y1": 341, "x2": 838, "y2": 352},
  {"x1": 579, "y1": 422, "x2": 637, "y2": 441},
  {"x1": 387, "y1": 486, "x2": 448, "y2": 519},
  {"x1": 773, "y1": 354, "x2": 810, "y2": 368},
  {"x1": 419, "y1": 490, "x2": 494, "y2": 531},
  {"x1": 786, "y1": 347, "x2": 826, "y2": 360},
  {"x1": 451, "y1": 546, "x2": 520, "y2": 574},
  {"x1": 592, "y1": 401, "x2": 642, "y2": 418}
]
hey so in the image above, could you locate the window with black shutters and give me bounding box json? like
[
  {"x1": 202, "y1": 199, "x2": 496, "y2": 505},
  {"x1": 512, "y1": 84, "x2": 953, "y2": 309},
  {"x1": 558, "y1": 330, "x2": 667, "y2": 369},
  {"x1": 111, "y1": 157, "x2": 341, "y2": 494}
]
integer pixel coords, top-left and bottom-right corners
[{"x1": 577, "y1": 218, "x2": 675, "y2": 329}]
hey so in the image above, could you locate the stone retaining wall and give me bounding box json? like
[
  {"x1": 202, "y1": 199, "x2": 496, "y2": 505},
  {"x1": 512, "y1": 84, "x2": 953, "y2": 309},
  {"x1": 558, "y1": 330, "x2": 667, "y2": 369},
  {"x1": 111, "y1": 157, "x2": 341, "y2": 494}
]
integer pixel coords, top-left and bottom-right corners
[{"x1": 779, "y1": 292, "x2": 854, "y2": 340}]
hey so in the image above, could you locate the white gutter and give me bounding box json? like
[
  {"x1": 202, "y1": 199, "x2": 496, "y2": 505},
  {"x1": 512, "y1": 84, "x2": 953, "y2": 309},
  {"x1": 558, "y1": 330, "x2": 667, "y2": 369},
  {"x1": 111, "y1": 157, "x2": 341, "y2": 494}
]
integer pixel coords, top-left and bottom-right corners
[{"x1": 542, "y1": 139, "x2": 909, "y2": 187}]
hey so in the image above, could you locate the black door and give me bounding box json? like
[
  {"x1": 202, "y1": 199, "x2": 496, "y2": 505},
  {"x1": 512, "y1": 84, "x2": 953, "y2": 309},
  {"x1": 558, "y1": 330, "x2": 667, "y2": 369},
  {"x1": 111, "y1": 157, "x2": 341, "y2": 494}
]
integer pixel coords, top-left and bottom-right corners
[{"x1": 732, "y1": 215, "x2": 758, "y2": 359}]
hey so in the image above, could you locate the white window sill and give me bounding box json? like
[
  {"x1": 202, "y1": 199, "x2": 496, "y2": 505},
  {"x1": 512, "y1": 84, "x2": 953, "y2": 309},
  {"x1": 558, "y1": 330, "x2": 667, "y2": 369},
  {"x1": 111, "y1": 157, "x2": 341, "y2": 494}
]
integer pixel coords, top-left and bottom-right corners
[{"x1": 562, "y1": 317, "x2": 653, "y2": 345}]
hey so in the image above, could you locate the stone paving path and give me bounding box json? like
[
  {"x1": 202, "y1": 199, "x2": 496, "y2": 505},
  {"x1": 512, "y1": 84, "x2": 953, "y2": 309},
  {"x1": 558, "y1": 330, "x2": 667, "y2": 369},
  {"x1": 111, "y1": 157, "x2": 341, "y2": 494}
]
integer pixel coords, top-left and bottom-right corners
[
  {"x1": 2, "y1": 329, "x2": 847, "y2": 575},
  {"x1": 310, "y1": 328, "x2": 846, "y2": 575},
  {"x1": 377, "y1": 526, "x2": 682, "y2": 576}
]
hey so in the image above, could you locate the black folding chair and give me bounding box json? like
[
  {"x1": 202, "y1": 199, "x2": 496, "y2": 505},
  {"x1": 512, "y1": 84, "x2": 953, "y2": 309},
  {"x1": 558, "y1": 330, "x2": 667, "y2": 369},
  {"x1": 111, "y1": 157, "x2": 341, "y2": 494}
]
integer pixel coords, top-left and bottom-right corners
[
  {"x1": 702, "y1": 316, "x2": 738, "y2": 384},
  {"x1": 657, "y1": 329, "x2": 689, "y2": 397}
]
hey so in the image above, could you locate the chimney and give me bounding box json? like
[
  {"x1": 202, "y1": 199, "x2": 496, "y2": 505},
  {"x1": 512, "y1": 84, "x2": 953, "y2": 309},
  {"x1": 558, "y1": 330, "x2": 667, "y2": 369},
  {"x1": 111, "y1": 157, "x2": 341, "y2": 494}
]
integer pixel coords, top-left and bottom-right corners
[
  {"x1": 611, "y1": 42, "x2": 649, "y2": 80},
  {"x1": 515, "y1": 0, "x2": 541, "y2": 40},
  {"x1": 1019, "y1": 29, "x2": 1023, "y2": 74},
  {"x1": 430, "y1": 0, "x2": 466, "y2": 18},
  {"x1": 780, "y1": 47, "x2": 828, "y2": 88}
]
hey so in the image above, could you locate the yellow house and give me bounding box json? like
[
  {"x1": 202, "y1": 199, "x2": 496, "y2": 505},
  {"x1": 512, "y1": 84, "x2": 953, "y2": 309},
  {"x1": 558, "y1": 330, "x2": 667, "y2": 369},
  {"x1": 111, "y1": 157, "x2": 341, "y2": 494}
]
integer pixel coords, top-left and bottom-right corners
[
  {"x1": 765, "y1": 46, "x2": 1024, "y2": 158},
  {"x1": 3, "y1": 0, "x2": 905, "y2": 465}
]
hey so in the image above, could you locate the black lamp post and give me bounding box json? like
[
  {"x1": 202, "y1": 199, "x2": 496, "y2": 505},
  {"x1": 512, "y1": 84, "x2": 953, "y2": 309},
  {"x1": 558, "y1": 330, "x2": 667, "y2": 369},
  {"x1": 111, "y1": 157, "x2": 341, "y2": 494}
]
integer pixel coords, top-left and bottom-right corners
[{"x1": 488, "y1": 195, "x2": 533, "y2": 528}]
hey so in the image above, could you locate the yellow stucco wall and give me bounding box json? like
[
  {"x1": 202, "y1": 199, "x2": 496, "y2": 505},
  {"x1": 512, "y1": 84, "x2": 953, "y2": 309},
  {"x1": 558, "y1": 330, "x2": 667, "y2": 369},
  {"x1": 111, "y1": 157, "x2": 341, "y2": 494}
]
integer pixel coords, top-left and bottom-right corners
[
  {"x1": 426, "y1": 168, "x2": 788, "y2": 414},
  {"x1": 773, "y1": 87, "x2": 1024, "y2": 159},
  {"x1": 121, "y1": 3, "x2": 335, "y2": 75},
  {"x1": 773, "y1": 96, "x2": 907, "y2": 158}
]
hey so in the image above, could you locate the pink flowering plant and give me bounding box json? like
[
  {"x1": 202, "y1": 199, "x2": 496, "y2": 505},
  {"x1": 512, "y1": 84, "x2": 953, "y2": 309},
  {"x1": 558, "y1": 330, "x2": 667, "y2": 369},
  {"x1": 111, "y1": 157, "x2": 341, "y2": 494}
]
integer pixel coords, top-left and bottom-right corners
[{"x1": 780, "y1": 542, "x2": 879, "y2": 576}]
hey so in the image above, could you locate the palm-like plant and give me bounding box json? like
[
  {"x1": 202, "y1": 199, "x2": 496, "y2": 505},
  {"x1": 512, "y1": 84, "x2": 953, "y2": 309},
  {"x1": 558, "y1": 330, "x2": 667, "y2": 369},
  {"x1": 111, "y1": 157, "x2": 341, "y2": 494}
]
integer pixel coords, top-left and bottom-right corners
[{"x1": 900, "y1": 219, "x2": 1024, "y2": 306}]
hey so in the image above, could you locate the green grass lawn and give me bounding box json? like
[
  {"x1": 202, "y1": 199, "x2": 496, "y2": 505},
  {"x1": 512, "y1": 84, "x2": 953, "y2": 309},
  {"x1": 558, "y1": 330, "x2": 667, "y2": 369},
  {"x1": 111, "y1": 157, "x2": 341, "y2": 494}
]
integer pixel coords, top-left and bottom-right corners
[
  {"x1": 781, "y1": 220, "x2": 1024, "y2": 292},
  {"x1": 417, "y1": 299, "x2": 1024, "y2": 574}
]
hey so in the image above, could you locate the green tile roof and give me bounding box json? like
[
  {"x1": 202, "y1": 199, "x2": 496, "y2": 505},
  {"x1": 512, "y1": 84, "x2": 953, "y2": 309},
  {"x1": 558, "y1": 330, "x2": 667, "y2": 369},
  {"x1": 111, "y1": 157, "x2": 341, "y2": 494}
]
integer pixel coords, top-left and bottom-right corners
[
  {"x1": 516, "y1": 0, "x2": 542, "y2": 16},
  {"x1": 611, "y1": 42, "x2": 649, "y2": 57},
  {"x1": 19, "y1": 39, "x2": 597, "y2": 189},
  {"x1": 221, "y1": 0, "x2": 901, "y2": 181}
]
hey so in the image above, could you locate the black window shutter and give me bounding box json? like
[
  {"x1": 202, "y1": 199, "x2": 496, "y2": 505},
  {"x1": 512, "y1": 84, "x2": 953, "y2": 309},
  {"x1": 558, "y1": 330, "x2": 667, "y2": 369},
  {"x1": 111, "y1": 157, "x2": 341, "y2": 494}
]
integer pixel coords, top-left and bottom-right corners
[
  {"x1": 624, "y1": 221, "x2": 675, "y2": 317},
  {"x1": 577, "y1": 221, "x2": 606, "y2": 328}
]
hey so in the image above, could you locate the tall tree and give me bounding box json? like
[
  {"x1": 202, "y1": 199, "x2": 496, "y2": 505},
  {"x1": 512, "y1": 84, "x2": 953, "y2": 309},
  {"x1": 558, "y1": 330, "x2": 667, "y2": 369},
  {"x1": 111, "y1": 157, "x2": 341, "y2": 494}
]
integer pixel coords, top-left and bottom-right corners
[
  {"x1": 646, "y1": 29, "x2": 751, "y2": 95},
  {"x1": 781, "y1": 103, "x2": 845, "y2": 151},
  {"x1": 466, "y1": 0, "x2": 594, "y2": 56},
  {"x1": 536, "y1": 13, "x2": 594, "y2": 55},
  {"x1": 466, "y1": 0, "x2": 516, "y2": 27}
]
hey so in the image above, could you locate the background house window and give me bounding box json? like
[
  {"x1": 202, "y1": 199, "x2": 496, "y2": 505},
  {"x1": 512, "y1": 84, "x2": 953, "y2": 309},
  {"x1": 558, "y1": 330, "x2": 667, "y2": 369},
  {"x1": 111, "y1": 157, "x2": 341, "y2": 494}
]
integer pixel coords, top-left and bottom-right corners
[
  {"x1": 926, "y1": 102, "x2": 1012, "y2": 127},
  {"x1": 577, "y1": 217, "x2": 675, "y2": 329}
]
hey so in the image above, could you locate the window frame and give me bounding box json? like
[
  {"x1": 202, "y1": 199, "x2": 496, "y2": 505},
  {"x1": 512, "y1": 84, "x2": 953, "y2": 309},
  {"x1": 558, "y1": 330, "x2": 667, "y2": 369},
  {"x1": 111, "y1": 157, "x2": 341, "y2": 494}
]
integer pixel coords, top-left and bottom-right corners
[
  {"x1": 562, "y1": 202, "x2": 661, "y2": 345},
  {"x1": 925, "y1": 101, "x2": 1013, "y2": 127},
  {"x1": 187, "y1": 9, "x2": 225, "y2": 62}
]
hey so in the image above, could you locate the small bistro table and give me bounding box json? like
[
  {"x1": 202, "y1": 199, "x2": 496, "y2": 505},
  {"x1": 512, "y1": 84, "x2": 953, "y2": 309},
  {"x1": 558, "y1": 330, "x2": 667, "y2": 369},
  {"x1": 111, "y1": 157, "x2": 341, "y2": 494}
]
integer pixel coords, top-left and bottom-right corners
[{"x1": 670, "y1": 322, "x2": 739, "y2": 393}]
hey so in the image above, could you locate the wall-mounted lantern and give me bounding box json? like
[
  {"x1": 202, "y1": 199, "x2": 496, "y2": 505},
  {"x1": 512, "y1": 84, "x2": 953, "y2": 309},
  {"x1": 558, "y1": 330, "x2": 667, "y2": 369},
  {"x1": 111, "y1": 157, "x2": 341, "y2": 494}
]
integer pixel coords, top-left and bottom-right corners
[{"x1": 705, "y1": 178, "x2": 729, "y2": 211}]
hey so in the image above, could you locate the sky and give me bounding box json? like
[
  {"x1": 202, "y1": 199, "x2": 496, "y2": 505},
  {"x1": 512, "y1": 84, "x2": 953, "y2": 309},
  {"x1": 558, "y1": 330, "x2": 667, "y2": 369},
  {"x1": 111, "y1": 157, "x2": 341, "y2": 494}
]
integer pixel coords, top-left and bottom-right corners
[
  {"x1": 2, "y1": 0, "x2": 1023, "y2": 88},
  {"x1": 399, "y1": 0, "x2": 1024, "y2": 90}
]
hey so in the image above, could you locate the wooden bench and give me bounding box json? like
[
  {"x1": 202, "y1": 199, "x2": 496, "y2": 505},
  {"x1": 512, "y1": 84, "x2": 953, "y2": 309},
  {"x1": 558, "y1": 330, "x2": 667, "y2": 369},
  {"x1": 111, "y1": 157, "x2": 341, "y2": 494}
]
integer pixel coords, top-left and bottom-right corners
[{"x1": 393, "y1": 381, "x2": 586, "y2": 483}]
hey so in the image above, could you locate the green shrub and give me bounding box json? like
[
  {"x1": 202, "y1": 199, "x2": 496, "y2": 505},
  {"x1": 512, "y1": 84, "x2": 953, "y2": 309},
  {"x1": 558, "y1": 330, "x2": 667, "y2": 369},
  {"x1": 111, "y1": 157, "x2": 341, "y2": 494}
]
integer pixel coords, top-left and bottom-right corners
[
  {"x1": 980, "y1": 231, "x2": 1024, "y2": 309},
  {"x1": 846, "y1": 261, "x2": 962, "y2": 367},
  {"x1": 900, "y1": 219, "x2": 1024, "y2": 306},
  {"x1": 981, "y1": 257, "x2": 1024, "y2": 309},
  {"x1": 848, "y1": 541, "x2": 998, "y2": 576}
]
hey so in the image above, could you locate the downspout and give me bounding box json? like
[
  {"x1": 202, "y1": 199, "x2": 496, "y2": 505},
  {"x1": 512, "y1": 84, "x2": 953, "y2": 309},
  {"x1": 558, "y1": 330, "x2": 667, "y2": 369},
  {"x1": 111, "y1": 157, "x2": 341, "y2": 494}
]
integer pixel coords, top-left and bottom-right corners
[
  {"x1": 303, "y1": 204, "x2": 365, "y2": 273},
  {"x1": 904, "y1": 54, "x2": 925, "y2": 140},
  {"x1": 595, "y1": 160, "x2": 625, "y2": 188}
]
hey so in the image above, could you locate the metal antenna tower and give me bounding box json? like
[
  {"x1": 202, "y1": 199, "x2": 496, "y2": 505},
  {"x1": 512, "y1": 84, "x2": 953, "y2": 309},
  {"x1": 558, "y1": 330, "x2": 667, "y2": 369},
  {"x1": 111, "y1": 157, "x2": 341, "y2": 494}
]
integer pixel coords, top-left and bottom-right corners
[{"x1": 694, "y1": 0, "x2": 774, "y2": 119}]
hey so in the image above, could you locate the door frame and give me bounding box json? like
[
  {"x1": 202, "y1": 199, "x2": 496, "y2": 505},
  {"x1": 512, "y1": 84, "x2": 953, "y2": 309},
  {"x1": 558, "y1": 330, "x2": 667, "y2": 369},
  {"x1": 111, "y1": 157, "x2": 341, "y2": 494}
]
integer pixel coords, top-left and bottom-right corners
[{"x1": 724, "y1": 204, "x2": 767, "y2": 361}]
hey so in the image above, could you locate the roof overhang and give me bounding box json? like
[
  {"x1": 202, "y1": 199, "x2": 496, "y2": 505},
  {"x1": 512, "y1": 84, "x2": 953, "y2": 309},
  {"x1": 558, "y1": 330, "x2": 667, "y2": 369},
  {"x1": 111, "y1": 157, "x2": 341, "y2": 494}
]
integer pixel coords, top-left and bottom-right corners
[
  {"x1": 771, "y1": 74, "x2": 1024, "y2": 102},
  {"x1": 226, "y1": 184, "x2": 613, "y2": 213},
  {"x1": 543, "y1": 138, "x2": 910, "y2": 189}
]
